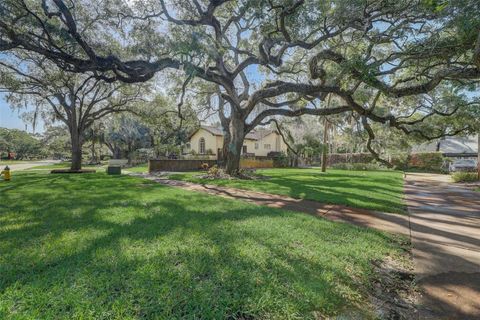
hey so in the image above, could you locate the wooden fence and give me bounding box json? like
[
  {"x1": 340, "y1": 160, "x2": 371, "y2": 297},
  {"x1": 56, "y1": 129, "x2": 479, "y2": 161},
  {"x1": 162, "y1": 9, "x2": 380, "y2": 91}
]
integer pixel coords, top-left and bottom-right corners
[
  {"x1": 149, "y1": 159, "x2": 217, "y2": 172},
  {"x1": 149, "y1": 158, "x2": 275, "y2": 172}
]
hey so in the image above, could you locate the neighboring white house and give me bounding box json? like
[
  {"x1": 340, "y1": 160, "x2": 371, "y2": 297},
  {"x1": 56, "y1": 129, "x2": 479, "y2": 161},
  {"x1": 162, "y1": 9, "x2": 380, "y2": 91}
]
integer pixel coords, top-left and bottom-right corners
[
  {"x1": 184, "y1": 125, "x2": 288, "y2": 157},
  {"x1": 412, "y1": 134, "x2": 479, "y2": 159}
]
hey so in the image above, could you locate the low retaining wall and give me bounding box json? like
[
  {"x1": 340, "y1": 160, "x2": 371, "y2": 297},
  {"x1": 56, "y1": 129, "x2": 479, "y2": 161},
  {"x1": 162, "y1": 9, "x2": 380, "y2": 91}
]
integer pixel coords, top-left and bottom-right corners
[{"x1": 149, "y1": 159, "x2": 217, "y2": 172}]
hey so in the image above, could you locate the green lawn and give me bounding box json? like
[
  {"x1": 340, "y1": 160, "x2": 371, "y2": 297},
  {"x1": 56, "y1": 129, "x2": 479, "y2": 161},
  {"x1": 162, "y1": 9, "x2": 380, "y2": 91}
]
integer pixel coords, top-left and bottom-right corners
[
  {"x1": 0, "y1": 172, "x2": 405, "y2": 319},
  {"x1": 30, "y1": 162, "x2": 104, "y2": 170},
  {"x1": 169, "y1": 168, "x2": 406, "y2": 214},
  {"x1": 124, "y1": 163, "x2": 148, "y2": 173}
]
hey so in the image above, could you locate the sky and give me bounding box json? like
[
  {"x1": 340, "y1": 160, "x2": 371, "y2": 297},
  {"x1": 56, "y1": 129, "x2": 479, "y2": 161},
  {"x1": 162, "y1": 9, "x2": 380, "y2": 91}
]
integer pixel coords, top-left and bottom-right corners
[{"x1": 0, "y1": 93, "x2": 45, "y2": 133}]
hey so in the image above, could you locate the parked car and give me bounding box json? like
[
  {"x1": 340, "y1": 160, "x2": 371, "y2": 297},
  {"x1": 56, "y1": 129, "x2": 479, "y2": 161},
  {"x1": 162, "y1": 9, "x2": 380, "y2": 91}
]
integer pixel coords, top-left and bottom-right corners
[{"x1": 449, "y1": 159, "x2": 477, "y2": 172}]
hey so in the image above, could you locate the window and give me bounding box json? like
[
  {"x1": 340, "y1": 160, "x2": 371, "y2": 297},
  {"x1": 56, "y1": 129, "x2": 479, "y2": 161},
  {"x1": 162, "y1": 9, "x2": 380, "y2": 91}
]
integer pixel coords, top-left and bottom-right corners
[
  {"x1": 255, "y1": 143, "x2": 259, "y2": 150},
  {"x1": 242, "y1": 145, "x2": 247, "y2": 154},
  {"x1": 186, "y1": 143, "x2": 191, "y2": 149},
  {"x1": 264, "y1": 144, "x2": 271, "y2": 150},
  {"x1": 199, "y1": 138, "x2": 206, "y2": 154}
]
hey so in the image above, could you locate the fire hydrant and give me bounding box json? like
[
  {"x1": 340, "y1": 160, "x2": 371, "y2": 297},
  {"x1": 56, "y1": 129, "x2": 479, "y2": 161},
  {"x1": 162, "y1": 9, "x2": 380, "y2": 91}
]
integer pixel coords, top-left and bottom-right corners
[{"x1": 1, "y1": 166, "x2": 11, "y2": 181}]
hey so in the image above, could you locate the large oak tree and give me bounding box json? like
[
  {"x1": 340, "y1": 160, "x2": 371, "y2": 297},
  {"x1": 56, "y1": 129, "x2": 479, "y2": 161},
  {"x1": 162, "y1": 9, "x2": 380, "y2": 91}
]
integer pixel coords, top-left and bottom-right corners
[
  {"x1": 0, "y1": 53, "x2": 142, "y2": 170},
  {"x1": 1, "y1": 0, "x2": 479, "y2": 173}
]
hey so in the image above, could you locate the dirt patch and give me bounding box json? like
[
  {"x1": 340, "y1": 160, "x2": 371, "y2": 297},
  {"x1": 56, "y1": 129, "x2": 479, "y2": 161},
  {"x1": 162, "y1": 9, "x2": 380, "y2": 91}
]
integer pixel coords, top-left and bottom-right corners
[
  {"x1": 196, "y1": 173, "x2": 270, "y2": 180},
  {"x1": 369, "y1": 244, "x2": 419, "y2": 319},
  {"x1": 197, "y1": 167, "x2": 270, "y2": 180}
]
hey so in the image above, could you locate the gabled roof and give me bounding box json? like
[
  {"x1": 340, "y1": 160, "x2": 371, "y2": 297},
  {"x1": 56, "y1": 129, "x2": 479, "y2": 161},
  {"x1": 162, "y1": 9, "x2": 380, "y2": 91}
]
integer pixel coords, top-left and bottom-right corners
[
  {"x1": 190, "y1": 125, "x2": 277, "y2": 141},
  {"x1": 413, "y1": 135, "x2": 478, "y2": 155}
]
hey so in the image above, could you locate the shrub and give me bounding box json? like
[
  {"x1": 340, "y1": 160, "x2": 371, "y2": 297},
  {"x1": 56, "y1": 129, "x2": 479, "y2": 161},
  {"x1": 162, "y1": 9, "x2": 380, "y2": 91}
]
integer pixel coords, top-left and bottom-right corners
[
  {"x1": 408, "y1": 153, "x2": 444, "y2": 172},
  {"x1": 270, "y1": 152, "x2": 289, "y2": 167},
  {"x1": 207, "y1": 164, "x2": 219, "y2": 175},
  {"x1": 391, "y1": 153, "x2": 410, "y2": 170},
  {"x1": 267, "y1": 151, "x2": 283, "y2": 158},
  {"x1": 327, "y1": 153, "x2": 374, "y2": 165},
  {"x1": 451, "y1": 172, "x2": 479, "y2": 183},
  {"x1": 201, "y1": 162, "x2": 210, "y2": 170},
  {"x1": 330, "y1": 162, "x2": 387, "y2": 171}
]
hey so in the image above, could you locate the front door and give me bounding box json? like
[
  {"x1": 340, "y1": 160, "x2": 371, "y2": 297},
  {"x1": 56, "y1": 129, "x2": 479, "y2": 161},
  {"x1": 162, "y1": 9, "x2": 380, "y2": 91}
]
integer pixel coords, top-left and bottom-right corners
[{"x1": 242, "y1": 145, "x2": 247, "y2": 154}]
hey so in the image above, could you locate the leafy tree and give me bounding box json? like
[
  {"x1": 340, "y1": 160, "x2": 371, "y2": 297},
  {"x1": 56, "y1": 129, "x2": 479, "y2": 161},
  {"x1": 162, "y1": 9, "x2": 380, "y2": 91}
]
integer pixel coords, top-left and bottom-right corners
[
  {"x1": 0, "y1": 53, "x2": 142, "y2": 170},
  {"x1": 1, "y1": 0, "x2": 480, "y2": 174},
  {"x1": 135, "y1": 95, "x2": 198, "y2": 158},
  {"x1": 0, "y1": 127, "x2": 42, "y2": 160},
  {"x1": 104, "y1": 115, "x2": 151, "y2": 164},
  {"x1": 40, "y1": 125, "x2": 71, "y2": 159},
  {"x1": 82, "y1": 122, "x2": 108, "y2": 164}
]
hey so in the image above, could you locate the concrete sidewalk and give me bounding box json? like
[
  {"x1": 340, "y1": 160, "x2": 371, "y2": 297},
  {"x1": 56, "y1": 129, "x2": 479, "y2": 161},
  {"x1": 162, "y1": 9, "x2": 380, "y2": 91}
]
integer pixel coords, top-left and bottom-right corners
[
  {"x1": 405, "y1": 173, "x2": 480, "y2": 319},
  {"x1": 1, "y1": 160, "x2": 60, "y2": 171}
]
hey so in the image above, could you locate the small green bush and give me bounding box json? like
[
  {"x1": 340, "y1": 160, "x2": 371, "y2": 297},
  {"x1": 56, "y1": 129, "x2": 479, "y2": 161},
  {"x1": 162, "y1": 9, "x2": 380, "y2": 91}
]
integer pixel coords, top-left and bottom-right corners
[
  {"x1": 451, "y1": 172, "x2": 479, "y2": 183},
  {"x1": 271, "y1": 152, "x2": 289, "y2": 167},
  {"x1": 330, "y1": 162, "x2": 387, "y2": 171},
  {"x1": 391, "y1": 153, "x2": 410, "y2": 170},
  {"x1": 408, "y1": 152, "x2": 445, "y2": 172}
]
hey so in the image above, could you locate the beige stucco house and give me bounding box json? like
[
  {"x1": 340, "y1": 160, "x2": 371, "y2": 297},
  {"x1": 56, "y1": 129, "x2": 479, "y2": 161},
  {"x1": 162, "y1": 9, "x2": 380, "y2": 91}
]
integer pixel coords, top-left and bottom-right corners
[{"x1": 184, "y1": 125, "x2": 287, "y2": 157}]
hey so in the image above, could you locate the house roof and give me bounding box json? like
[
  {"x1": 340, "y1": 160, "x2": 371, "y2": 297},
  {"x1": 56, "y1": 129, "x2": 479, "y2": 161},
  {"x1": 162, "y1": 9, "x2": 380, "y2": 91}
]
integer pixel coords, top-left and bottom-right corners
[
  {"x1": 191, "y1": 125, "x2": 276, "y2": 141},
  {"x1": 413, "y1": 135, "x2": 478, "y2": 155}
]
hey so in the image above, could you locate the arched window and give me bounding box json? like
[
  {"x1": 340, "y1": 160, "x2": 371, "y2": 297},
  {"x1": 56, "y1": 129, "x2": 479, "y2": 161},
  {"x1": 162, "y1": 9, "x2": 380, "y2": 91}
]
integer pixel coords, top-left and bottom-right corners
[{"x1": 199, "y1": 137, "x2": 206, "y2": 154}]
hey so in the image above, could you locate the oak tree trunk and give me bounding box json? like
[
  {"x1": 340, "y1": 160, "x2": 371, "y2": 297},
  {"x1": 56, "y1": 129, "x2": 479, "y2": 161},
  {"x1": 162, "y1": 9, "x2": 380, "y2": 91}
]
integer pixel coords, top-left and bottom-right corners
[
  {"x1": 127, "y1": 142, "x2": 133, "y2": 165},
  {"x1": 70, "y1": 130, "x2": 83, "y2": 171},
  {"x1": 221, "y1": 125, "x2": 231, "y2": 164},
  {"x1": 321, "y1": 118, "x2": 329, "y2": 172},
  {"x1": 90, "y1": 141, "x2": 97, "y2": 164},
  {"x1": 224, "y1": 116, "x2": 245, "y2": 175}
]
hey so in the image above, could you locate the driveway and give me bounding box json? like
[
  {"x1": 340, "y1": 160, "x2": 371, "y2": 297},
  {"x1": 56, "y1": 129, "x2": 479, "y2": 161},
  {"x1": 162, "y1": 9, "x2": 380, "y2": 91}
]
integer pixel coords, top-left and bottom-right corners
[
  {"x1": 1, "y1": 160, "x2": 60, "y2": 171},
  {"x1": 405, "y1": 173, "x2": 480, "y2": 319}
]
